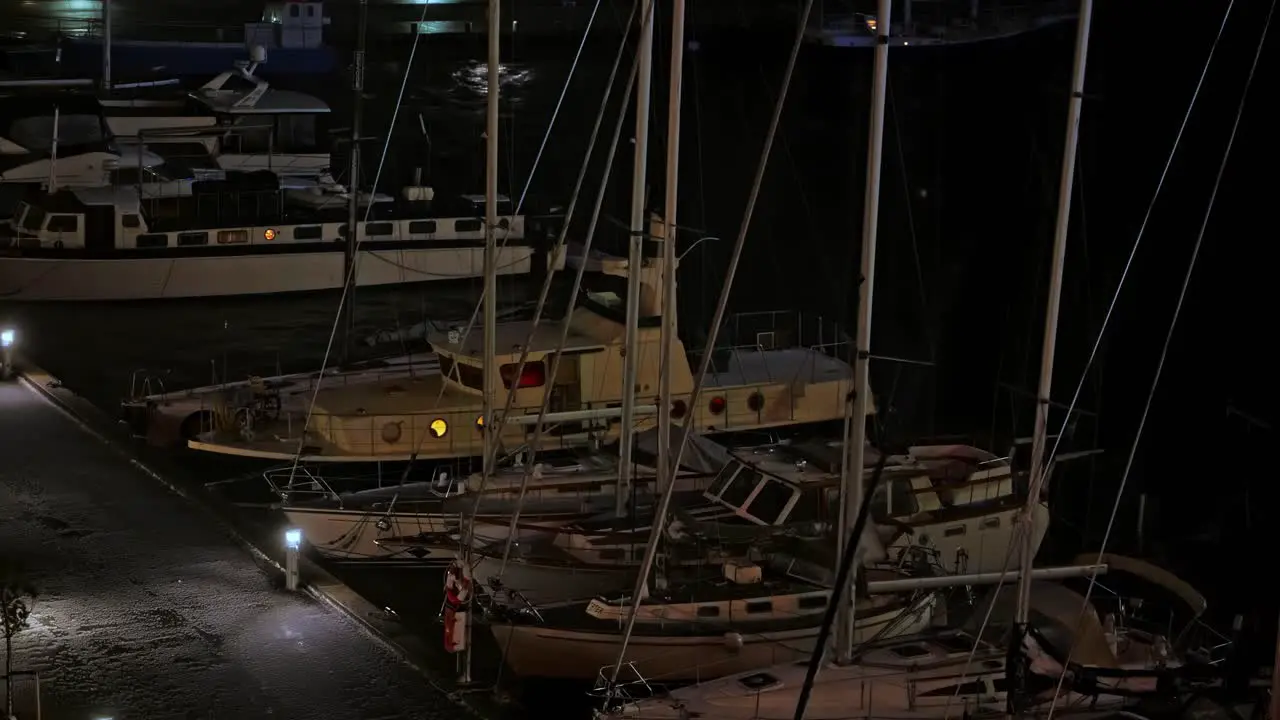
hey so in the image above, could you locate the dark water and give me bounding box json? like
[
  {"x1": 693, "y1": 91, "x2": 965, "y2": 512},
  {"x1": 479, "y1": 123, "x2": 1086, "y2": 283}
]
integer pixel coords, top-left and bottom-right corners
[{"x1": 4, "y1": 0, "x2": 1276, "y2": 634}]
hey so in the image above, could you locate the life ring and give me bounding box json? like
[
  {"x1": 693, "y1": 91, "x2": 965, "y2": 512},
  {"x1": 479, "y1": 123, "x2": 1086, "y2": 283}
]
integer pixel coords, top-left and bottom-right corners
[
  {"x1": 443, "y1": 559, "x2": 473, "y2": 653},
  {"x1": 444, "y1": 559, "x2": 473, "y2": 608}
]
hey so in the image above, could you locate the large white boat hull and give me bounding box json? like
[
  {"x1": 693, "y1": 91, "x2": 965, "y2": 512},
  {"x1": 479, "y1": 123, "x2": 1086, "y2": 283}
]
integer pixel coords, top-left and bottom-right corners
[{"x1": 0, "y1": 245, "x2": 538, "y2": 301}]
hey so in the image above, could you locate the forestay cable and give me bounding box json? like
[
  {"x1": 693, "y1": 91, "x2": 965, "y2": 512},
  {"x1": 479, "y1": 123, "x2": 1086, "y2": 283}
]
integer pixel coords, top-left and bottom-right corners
[
  {"x1": 1040, "y1": 0, "x2": 1236, "y2": 479},
  {"x1": 1046, "y1": 2, "x2": 1272, "y2": 715},
  {"x1": 284, "y1": 0, "x2": 605, "y2": 484},
  {"x1": 605, "y1": 0, "x2": 818, "y2": 696}
]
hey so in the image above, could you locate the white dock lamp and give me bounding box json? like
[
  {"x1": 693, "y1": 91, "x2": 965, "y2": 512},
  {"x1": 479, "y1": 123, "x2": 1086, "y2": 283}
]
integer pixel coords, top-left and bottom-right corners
[
  {"x1": 284, "y1": 528, "x2": 302, "y2": 592},
  {"x1": 1, "y1": 327, "x2": 14, "y2": 380}
]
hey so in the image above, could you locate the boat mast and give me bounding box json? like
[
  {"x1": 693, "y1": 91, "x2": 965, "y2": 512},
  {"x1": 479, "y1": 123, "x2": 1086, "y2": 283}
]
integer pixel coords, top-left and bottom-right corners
[
  {"x1": 1010, "y1": 0, "x2": 1093, "y2": 714},
  {"x1": 657, "y1": 0, "x2": 686, "y2": 497},
  {"x1": 101, "y1": 0, "x2": 112, "y2": 90},
  {"x1": 616, "y1": 0, "x2": 656, "y2": 517},
  {"x1": 463, "y1": 0, "x2": 501, "y2": 687},
  {"x1": 342, "y1": 0, "x2": 370, "y2": 364},
  {"x1": 835, "y1": 0, "x2": 891, "y2": 666}
]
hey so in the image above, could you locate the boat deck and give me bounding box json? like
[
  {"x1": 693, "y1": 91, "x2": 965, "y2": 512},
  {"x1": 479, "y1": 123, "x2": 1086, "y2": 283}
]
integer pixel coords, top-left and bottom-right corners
[{"x1": 705, "y1": 347, "x2": 851, "y2": 388}]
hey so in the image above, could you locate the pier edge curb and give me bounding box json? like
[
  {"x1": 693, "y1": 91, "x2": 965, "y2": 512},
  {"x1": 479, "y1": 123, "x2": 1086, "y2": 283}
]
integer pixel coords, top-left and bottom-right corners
[{"x1": 15, "y1": 356, "x2": 498, "y2": 720}]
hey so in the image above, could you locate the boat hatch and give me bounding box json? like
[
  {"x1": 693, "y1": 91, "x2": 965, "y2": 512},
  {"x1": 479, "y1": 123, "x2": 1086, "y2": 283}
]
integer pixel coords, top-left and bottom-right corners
[
  {"x1": 703, "y1": 462, "x2": 800, "y2": 526},
  {"x1": 737, "y1": 671, "x2": 781, "y2": 691}
]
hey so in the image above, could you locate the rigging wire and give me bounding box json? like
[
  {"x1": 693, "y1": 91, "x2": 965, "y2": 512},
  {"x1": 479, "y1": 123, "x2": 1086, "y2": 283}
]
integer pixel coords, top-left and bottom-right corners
[
  {"x1": 282, "y1": 0, "x2": 605, "y2": 484},
  {"x1": 1045, "y1": 1, "x2": 1273, "y2": 716},
  {"x1": 1038, "y1": 0, "x2": 1236, "y2": 480},
  {"x1": 462, "y1": 0, "x2": 646, "y2": 564},
  {"x1": 605, "y1": 0, "x2": 818, "y2": 697},
  {"x1": 284, "y1": 0, "x2": 434, "y2": 485},
  {"x1": 939, "y1": 1, "x2": 1240, "y2": 710}
]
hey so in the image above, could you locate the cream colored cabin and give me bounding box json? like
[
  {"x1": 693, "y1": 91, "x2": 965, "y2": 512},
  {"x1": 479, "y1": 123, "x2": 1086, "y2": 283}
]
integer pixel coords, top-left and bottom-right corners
[{"x1": 190, "y1": 213, "x2": 861, "y2": 462}]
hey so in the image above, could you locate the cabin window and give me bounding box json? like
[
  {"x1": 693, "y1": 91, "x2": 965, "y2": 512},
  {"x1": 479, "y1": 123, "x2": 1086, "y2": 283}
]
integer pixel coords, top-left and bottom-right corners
[
  {"x1": 870, "y1": 480, "x2": 918, "y2": 518},
  {"x1": 944, "y1": 525, "x2": 966, "y2": 538},
  {"x1": 454, "y1": 219, "x2": 483, "y2": 233},
  {"x1": 500, "y1": 361, "x2": 546, "y2": 390},
  {"x1": 746, "y1": 478, "x2": 795, "y2": 525},
  {"x1": 597, "y1": 549, "x2": 624, "y2": 561},
  {"x1": 46, "y1": 215, "x2": 79, "y2": 233},
  {"x1": 22, "y1": 206, "x2": 46, "y2": 232},
  {"x1": 409, "y1": 220, "x2": 437, "y2": 234},
  {"x1": 797, "y1": 595, "x2": 827, "y2": 610},
  {"x1": 981, "y1": 516, "x2": 1001, "y2": 530},
  {"x1": 438, "y1": 355, "x2": 485, "y2": 391},
  {"x1": 696, "y1": 605, "x2": 721, "y2": 618},
  {"x1": 920, "y1": 681, "x2": 987, "y2": 697},
  {"x1": 706, "y1": 465, "x2": 741, "y2": 497},
  {"x1": 364, "y1": 222, "x2": 394, "y2": 237},
  {"x1": 217, "y1": 230, "x2": 249, "y2": 245},
  {"x1": 121, "y1": 213, "x2": 141, "y2": 229},
  {"x1": 306, "y1": 3, "x2": 316, "y2": 16},
  {"x1": 177, "y1": 232, "x2": 209, "y2": 247},
  {"x1": 338, "y1": 223, "x2": 348, "y2": 237},
  {"x1": 744, "y1": 600, "x2": 773, "y2": 614},
  {"x1": 289, "y1": 3, "x2": 300, "y2": 16},
  {"x1": 135, "y1": 234, "x2": 169, "y2": 249},
  {"x1": 890, "y1": 644, "x2": 931, "y2": 659},
  {"x1": 293, "y1": 225, "x2": 323, "y2": 240},
  {"x1": 720, "y1": 468, "x2": 760, "y2": 508}
]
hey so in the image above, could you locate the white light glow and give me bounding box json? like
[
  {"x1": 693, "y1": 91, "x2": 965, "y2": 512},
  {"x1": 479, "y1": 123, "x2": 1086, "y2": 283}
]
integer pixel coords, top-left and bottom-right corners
[
  {"x1": 1, "y1": 329, "x2": 14, "y2": 347},
  {"x1": 285, "y1": 528, "x2": 302, "y2": 549}
]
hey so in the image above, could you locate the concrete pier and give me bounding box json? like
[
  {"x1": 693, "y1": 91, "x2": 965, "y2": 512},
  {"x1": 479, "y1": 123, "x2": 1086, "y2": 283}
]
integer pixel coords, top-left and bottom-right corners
[{"x1": 0, "y1": 376, "x2": 476, "y2": 719}]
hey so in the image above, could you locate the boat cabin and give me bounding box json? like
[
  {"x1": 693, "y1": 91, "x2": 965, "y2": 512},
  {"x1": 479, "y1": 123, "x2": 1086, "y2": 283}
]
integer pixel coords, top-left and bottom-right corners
[
  {"x1": 0, "y1": 94, "x2": 166, "y2": 216},
  {"x1": 3, "y1": 176, "x2": 528, "y2": 254}
]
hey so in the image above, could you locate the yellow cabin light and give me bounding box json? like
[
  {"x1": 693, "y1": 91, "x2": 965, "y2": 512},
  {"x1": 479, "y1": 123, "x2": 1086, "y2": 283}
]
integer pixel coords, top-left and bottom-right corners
[
  {"x1": 264, "y1": 228, "x2": 277, "y2": 240},
  {"x1": 475, "y1": 415, "x2": 485, "y2": 430},
  {"x1": 429, "y1": 418, "x2": 448, "y2": 438}
]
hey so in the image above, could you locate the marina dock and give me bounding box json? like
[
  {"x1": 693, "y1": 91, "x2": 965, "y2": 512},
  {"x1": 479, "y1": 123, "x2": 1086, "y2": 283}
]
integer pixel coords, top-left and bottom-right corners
[{"x1": 0, "y1": 365, "x2": 503, "y2": 719}]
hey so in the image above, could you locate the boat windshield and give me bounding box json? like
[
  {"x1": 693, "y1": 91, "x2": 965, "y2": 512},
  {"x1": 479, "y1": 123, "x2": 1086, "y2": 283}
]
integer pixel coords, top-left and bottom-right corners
[
  {"x1": 704, "y1": 463, "x2": 799, "y2": 526},
  {"x1": 22, "y1": 204, "x2": 46, "y2": 233}
]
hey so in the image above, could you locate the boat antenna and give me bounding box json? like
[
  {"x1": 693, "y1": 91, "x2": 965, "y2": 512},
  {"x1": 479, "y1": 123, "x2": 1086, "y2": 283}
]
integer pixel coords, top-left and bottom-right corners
[
  {"x1": 466, "y1": 0, "x2": 645, "y2": 579},
  {"x1": 1009, "y1": 0, "x2": 1093, "y2": 714},
  {"x1": 48, "y1": 105, "x2": 60, "y2": 191},
  {"x1": 836, "y1": 0, "x2": 891, "y2": 665},
  {"x1": 604, "y1": 0, "x2": 816, "y2": 698},
  {"x1": 1043, "y1": 3, "x2": 1272, "y2": 716},
  {"x1": 341, "y1": 0, "x2": 371, "y2": 366},
  {"x1": 793, "y1": 426, "x2": 893, "y2": 720},
  {"x1": 656, "y1": 0, "x2": 688, "y2": 501},
  {"x1": 614, "y1": 0, "x2": 657, "y2": 518},
  {"x1": 101, "y1": 0, "x2": 112, "y2": 90}
]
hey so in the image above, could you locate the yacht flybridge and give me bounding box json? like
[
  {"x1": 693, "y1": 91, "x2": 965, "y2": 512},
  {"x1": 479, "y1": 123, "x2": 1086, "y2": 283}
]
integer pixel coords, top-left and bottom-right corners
[{"x1": 186, "y1": 214, "x2": 860, "y2": 462}]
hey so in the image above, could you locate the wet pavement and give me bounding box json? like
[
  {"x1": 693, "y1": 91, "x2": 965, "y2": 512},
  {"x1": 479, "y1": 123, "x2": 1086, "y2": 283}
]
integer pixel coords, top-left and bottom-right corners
[{"x1": 0, "y1": 378, "x2": 476, "y2": 719}]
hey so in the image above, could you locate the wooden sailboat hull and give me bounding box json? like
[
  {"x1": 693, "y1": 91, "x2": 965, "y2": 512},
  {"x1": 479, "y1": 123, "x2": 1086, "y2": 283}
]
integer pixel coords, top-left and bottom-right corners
[
  {"x1": 282, "y1": 506, "x2": 575, "y2": 561},
  {"x1": 488, "y1": 604, "x2": 932, "y2": 683}
]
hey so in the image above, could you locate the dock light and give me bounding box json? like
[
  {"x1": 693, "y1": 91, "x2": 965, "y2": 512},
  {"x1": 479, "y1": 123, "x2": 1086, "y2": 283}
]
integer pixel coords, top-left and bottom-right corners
[
  {"x1": 475, "y1": 415, "x2": 485, "y2": 430},
  {"x1": 429, "y1": 418, "x2": 448, "y2": 438},
  {"x1": 264, "y1": 228, "x2": 277, "y2": 241},
  {"x1": 1, "y1": 328, "x2": 13, "y2": 347},
  {"x1": 284, "y1": 528, "x2": 302, "y2": 592}
]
